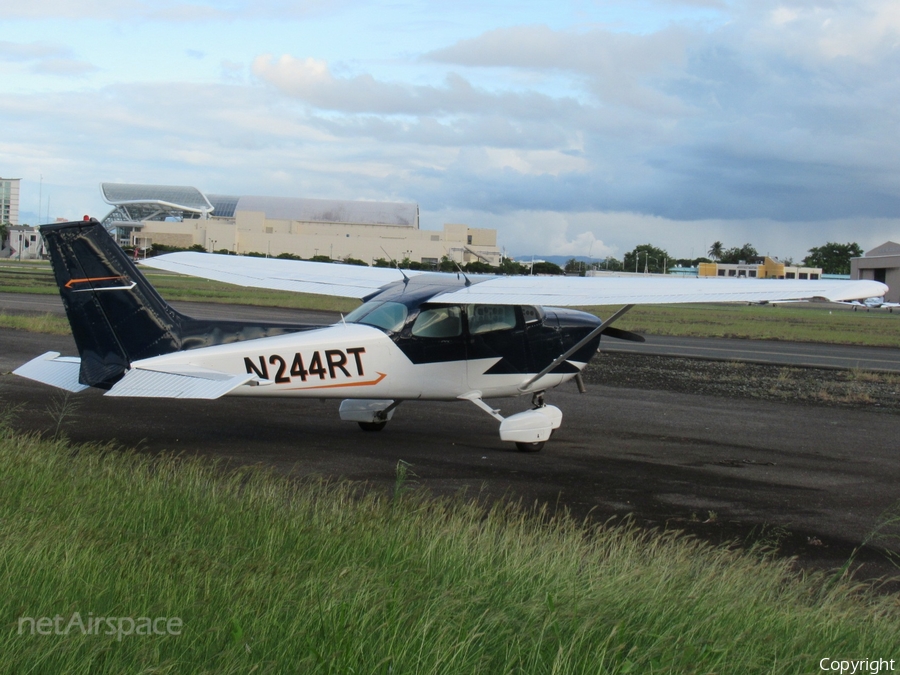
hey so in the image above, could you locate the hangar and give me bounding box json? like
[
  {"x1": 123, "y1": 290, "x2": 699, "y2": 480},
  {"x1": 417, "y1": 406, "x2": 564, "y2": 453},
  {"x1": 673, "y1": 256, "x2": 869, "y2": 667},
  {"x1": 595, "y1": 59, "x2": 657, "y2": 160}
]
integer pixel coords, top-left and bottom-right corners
[
  {"x1": 851, "y1": 242, "x2": 900, "y2": 303},
  {"x1": 100, "y1": 183, "x2": 502, "y2": 267}
]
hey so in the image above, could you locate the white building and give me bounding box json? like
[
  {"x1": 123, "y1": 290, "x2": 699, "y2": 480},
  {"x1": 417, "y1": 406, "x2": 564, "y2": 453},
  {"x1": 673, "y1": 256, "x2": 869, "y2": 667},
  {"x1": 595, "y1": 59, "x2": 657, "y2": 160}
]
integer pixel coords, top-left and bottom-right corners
[
  {"x1": 5, "y1": 225, "x2": 45, "y2": 260},
  {"x1": 101, "y1": 183, "x2": 502, "y2": 268},
  {"x1": 1, "y1": 177, "x2": 20, "y2": 226}
]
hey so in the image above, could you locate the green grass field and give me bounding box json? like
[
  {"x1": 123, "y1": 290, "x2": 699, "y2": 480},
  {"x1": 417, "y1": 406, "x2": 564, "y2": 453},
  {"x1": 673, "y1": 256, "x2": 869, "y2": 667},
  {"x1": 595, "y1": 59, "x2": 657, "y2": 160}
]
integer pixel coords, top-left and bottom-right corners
[
  {"x1": 2, "y1": 260, "x2": 897, "y2": 346},
  {"x1": 2, "y1": 424, "x2": 898, "y2": 674}
]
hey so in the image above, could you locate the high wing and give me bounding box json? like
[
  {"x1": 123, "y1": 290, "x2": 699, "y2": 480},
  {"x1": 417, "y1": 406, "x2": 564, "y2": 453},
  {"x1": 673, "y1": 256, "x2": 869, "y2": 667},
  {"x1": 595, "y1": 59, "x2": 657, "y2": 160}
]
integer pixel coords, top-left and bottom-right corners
[
  {"x1": 143, "y1": 252, "x2": 888, "y2": 305},
  {"x1": 429, "y1": 276, "x2": 887, "y2": 306},
  {"x1": 142, "y1": 251, "x2": 427, "y2": 300}
]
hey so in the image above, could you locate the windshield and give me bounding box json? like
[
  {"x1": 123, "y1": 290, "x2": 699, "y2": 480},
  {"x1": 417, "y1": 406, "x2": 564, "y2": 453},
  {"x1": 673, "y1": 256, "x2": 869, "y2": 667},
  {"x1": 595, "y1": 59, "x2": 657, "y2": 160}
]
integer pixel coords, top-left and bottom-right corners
[{"x1": 344, "y1": 300, "x2": 408, "y2": 333}]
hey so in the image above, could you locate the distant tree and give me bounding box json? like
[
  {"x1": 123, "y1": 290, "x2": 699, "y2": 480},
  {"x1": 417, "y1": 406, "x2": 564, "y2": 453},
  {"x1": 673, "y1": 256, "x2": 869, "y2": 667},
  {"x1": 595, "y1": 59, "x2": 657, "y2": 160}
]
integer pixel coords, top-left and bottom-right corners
[
  {"x1": 463, "y1": 260, "x2": 494, "y2": 274},
  {"x1": 498, "y1": 258, "x2": 527, "y2": 275},
  {"x1": 718, "y1": 243, "x2": 757, "y2": 264},
  {"x1": 343, "y1": 257, "x2": 369, "y2": 266},
  {"x1": 438, "y1": 255, "x2": 458, "y2": 272},
  {"x1": 0, "y1": 222, "x2": 8, "y2": 247},
  {"x1": 213, "y1": 248, "x2": 235, "y2": 255},
  {"x1": 623, "y1": 244, "x2": 670, "y2": 274},
  {"x1": 188, "y1": 244, "x2": 206, "y2": 252},
  {"x1": 310, "y1": 254, "x2": 332, "y2": 263},
  {"x1": 276, "y1": 252, "x2": 303, "y2": 260},
  {"x1": 708, "y1": 241, "x2": 724, "y2": 260},
  {"x1": 372, "y1": 257, "x2": 392, "y2": 268},
  {"x1": 564, "y1": 258, "x2": 583, "y2": 275},
  {"x1": 803, "y1": 242, "x2": 863, "y2": 275},
  {"x1": 530, "y1": 261, "x2": 563, "y2": 275},
  {"x1": 597, "y1": 256, "x2": 623, "y2": 271}
]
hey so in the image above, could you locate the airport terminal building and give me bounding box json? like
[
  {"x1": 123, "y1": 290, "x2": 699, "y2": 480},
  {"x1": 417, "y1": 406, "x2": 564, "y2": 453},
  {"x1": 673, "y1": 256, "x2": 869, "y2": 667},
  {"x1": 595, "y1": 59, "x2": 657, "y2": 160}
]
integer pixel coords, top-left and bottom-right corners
[{"x1": 100, "y1": 183, "x2": 501, "y2": 267}]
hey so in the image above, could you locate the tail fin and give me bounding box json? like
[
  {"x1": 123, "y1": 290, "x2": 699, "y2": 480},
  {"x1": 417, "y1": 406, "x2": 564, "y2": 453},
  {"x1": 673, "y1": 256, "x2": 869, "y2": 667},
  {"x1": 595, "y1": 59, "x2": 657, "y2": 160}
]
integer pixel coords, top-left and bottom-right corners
[
  {"x1": 42, "y1": 219, "x2": 187, "y2": 389},
  {"x1": 42, "y1": 218, "x2": 315, "y2": 390}
]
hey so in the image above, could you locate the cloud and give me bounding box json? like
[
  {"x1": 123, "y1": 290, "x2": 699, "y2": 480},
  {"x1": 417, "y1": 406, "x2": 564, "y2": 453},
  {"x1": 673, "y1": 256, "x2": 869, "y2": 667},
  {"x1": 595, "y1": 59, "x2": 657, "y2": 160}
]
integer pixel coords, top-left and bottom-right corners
[
  {"x1": 424, "y1": 24, "x2": 692, "y2": 113},
  {"x1": 0, "y1": 0, "x2": 350, "y2": 21},
  {"x1": 0, "y1": 41, "x2": 65, "y2": 60},
  {"x1": 5, "y1": 1, "x2": 900, "y2": 261},
  {"x1": 0, "y1": 41, "x2": 97, "y2": 76},
  {"x1": 251, "y1": 54, "x2": 590, "y2": 121}
]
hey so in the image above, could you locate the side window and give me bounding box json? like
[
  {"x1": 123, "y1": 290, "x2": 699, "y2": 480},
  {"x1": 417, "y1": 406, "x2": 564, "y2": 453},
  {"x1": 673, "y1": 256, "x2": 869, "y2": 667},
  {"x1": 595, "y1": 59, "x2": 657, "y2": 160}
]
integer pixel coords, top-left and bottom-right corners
[
  {"x1": 411, "y1": 307, "x2": 462, "y2": 338},
  {"x1": 521, "y1": 306, "x2": 542, "y2": 324},
  {"x1": 467, "y1": 305, "x2": 516, "y2": 335}
]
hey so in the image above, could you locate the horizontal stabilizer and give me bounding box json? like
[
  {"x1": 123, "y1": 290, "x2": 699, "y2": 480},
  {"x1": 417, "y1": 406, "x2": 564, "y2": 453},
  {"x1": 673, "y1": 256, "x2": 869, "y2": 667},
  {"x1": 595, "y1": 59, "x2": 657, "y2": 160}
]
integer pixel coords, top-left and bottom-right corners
[
  {"x1": 106, "y1": 366, "x2": 257, "y2": 399},
  {"x1": 13, "y1": 352, "x2": 89, "y2": 393}
]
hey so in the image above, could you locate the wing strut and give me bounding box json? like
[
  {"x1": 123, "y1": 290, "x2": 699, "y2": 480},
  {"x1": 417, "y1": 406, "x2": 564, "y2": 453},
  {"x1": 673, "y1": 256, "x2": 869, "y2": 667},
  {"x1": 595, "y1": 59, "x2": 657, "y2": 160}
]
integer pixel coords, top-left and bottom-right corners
[{"x1": 518, "y1": 304, "x2": 635, "y2": 392}]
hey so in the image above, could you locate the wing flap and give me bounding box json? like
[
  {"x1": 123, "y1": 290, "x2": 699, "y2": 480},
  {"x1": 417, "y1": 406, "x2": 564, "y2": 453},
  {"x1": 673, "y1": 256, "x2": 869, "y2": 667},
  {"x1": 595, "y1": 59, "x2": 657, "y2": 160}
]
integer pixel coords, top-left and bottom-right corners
[
  {"x1": 13, "y1": 352, "x2": 89, "y2": 393},
  {"x1": 105, "y1": 367, "x2": 257, "y2": 399}
]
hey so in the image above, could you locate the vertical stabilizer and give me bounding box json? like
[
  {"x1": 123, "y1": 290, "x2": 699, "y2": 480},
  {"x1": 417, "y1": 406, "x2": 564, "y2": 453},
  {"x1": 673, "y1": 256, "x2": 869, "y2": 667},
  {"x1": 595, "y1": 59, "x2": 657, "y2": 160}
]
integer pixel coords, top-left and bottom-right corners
[{"x1": 41, "y1": 219, "x2": 186, "y2": 388}]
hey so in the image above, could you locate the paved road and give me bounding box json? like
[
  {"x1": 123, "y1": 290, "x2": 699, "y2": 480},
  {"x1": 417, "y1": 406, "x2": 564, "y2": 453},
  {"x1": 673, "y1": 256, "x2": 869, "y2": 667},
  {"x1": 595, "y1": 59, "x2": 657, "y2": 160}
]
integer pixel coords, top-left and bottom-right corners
[
  {"x1": 600, "y1": 334, "x2": 900, "y2": 372},
  {"x1": 2, "y1": 328, "x2": 899, "y2": 581},
  {"x1": 4, "y1": 291, "x2": 899, "y2": 371}
]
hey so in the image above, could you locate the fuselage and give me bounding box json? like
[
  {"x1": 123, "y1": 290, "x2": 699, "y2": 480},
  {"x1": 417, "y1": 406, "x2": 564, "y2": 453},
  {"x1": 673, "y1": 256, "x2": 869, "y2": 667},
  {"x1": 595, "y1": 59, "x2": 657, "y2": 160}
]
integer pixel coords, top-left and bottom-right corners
[{"x1": 131, "y1": 273, "x2": 605, "y2": 401}]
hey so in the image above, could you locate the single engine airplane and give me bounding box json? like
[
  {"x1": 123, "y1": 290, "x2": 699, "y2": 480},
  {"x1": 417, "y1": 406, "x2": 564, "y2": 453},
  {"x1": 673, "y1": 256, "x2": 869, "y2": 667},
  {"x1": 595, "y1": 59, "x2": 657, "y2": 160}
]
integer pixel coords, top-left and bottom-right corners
[
  {"x1": 841, "y1": 296, "x2": 900, "y2": 312},
  {"x1": 14, "y1": 219, "x2": 889, "y2": 451}
]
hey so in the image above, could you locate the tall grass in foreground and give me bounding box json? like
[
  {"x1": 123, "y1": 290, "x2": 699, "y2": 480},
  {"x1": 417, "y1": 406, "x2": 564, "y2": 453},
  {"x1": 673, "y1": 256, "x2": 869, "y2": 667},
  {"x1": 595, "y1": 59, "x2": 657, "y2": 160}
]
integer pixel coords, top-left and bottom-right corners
[{"x1": 1, "y1": 427, "x2": 899, "y2": 674}]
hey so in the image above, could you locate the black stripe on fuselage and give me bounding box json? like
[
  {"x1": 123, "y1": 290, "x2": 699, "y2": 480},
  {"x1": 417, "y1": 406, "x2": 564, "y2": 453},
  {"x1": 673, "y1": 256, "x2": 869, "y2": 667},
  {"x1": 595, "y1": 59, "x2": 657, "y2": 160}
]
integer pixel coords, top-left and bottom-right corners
[{"x1": 361, "y1": 275, "x2": 604, "y2": 373}]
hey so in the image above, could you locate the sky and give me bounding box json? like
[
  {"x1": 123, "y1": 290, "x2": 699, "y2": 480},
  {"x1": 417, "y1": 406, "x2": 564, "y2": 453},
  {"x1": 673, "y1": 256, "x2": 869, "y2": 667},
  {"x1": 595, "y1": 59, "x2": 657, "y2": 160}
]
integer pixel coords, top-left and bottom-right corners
[{"x1": 2, "y1": 0, "x2": 899, "y2": 263}]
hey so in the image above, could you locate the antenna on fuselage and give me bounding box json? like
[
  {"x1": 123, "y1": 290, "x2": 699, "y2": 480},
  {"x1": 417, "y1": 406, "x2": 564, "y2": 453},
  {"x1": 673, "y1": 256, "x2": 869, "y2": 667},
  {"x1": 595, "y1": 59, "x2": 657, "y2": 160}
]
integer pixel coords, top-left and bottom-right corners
[
  {"x1": 442, "y1": 247, "x2": 471, "y2": 287},
  {"x1": 380, "y1": 246, "x2": 410, "y2": 286}
]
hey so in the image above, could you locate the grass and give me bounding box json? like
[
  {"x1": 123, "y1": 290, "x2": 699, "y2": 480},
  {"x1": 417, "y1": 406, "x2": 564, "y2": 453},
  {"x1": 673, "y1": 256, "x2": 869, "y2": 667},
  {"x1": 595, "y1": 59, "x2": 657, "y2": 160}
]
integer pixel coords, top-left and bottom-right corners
[
  {"x1": 0, "y1": 312, "x2": 71, "y2": 335},
  {"x1": 584, "y1": 303, "x2": 900, "y2": 347},
  {"x1": 1, "y1": 422, "x2": 899, "y2": 673}
]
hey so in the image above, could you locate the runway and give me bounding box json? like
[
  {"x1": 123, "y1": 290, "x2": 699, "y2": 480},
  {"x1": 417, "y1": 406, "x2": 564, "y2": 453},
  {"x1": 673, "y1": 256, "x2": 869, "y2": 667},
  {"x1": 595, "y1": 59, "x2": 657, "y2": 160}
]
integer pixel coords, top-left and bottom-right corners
[{"x1": 3, "y1": 326, "x2": 899, "y2": 580}]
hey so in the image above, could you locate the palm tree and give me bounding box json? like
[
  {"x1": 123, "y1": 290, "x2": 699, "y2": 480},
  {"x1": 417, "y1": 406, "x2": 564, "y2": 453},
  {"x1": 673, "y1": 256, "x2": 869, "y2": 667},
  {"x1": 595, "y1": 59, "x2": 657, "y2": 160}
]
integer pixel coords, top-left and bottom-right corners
[{"x1": 708, "y1": 241, "x2": 724, "y2": 261}]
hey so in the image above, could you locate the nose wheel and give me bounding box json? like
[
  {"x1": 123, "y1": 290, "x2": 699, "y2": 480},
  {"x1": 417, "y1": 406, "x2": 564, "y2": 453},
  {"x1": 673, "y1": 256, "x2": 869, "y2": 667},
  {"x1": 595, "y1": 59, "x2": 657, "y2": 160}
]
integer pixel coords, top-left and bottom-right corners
[
  {"x1": 515, "y1": 441, "x2": 545, "y2": 452},
  {"x1": 358, "y1": 421, "x2": 387, "y2": 432}
]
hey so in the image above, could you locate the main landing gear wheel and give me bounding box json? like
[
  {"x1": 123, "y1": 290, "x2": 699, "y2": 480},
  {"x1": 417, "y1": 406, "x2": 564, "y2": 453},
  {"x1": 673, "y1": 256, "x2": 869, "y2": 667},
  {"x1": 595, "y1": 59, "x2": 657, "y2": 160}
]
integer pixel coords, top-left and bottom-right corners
[
  {"x1": 358, "y1": 421, "x2": 387, "y2": 432},
  {"x1": 515, "y1": 441, "x2": 545, "y2": 452}
]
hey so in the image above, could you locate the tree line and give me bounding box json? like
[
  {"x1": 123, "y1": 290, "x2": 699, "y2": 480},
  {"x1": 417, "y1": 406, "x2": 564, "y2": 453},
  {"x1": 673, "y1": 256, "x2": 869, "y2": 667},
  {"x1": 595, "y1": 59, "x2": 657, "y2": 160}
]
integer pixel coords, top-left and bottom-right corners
[{"x1": 124, "y1": 239, "x2": 865, "y2": 277}]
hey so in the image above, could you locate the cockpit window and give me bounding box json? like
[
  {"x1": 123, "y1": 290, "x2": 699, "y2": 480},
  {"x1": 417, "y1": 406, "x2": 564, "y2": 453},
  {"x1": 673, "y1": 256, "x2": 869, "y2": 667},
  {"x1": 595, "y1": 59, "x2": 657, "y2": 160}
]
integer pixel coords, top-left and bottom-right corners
[
  {"x1": 411, "y1": 306, "x2": 462, "y2": 338},
  {"x1": 467, "y1": 305, "x2": 517, "y2": 334},
  {"x1": 345, "y1": 300, "x2": 408, "y2": 333},
  {"x1": 521, "y1": 306, "x2": 543, "y2": 324}
]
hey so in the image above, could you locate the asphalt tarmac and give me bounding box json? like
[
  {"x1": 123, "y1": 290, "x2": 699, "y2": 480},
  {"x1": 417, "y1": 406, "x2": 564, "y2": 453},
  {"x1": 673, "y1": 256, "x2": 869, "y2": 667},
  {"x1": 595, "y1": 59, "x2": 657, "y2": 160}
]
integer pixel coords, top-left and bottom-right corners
[{"x1": 2, "y1": 326, "x2": 899, "y2": 583}]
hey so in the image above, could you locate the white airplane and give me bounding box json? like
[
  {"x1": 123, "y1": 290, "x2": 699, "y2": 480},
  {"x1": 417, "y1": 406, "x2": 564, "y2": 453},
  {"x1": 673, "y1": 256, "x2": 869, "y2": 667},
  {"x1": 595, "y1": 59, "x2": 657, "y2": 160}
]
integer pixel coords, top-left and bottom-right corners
[
  {"x1": 842, "y1": 297, "x2": 900, "y2": 312},
  {"x1": 15, "y1": 219, "x2": 889, "y2": 451}
]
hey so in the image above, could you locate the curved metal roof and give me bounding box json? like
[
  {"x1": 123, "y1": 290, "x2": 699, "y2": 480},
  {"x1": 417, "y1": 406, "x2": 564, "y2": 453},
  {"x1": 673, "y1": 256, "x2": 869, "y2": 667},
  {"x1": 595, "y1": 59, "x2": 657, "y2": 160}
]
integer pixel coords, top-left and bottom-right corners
[
  {"x1": 101, "y1": 183, "x2": 214, "y2": 215},
  {"x1": 235, "y1": 195, "x2": 417, "y2": 227},
  {"x1": 99, "y1": 183, "x2": 418, "y2": 230}
]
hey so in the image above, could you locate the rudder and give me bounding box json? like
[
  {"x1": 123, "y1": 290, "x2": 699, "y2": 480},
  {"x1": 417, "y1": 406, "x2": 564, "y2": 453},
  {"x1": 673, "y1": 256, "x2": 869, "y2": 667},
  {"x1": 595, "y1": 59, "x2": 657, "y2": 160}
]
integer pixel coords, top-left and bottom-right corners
[{"x1": 41, "y1": 218, "x2": 187, "y2": 389}]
